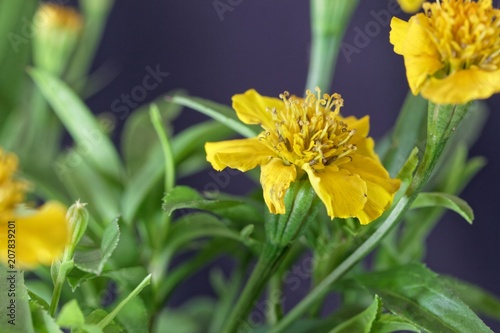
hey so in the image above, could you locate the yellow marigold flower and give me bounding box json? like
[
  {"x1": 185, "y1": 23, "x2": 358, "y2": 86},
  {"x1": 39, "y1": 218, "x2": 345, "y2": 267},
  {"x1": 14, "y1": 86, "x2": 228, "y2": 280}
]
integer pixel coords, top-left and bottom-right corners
[
  {"x1": 397, "y1": 0, "x2": 425, "y2": 13},
  {"x1": 205, "y1": 89, "x2": 401, "y2": 225},
  {"x1": 0, "y1": 148, "x2": 69, "y2": 269},
  {"x1": 390, "y1": 0, "x2": 500, "y2": 104}
]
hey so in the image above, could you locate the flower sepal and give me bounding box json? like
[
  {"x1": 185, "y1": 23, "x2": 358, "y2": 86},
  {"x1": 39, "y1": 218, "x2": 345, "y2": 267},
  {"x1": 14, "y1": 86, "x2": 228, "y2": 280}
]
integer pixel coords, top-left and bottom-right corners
[
  {"x1": 427, "y1": 102, "x2": 470, "y2": 149},
  {"x1": 264, "y1": 179, "x2": 321, "y2": 249}
]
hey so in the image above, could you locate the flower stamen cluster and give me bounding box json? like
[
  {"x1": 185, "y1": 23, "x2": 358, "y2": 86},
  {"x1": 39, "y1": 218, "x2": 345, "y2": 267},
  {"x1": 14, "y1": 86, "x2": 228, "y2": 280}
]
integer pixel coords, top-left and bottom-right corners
[
  {"x1": 258, "y1": 89, "x2": 357, "y2": 172},
  {"x1": 424, "y1": 0, "x2": 500, "y2": 74}
]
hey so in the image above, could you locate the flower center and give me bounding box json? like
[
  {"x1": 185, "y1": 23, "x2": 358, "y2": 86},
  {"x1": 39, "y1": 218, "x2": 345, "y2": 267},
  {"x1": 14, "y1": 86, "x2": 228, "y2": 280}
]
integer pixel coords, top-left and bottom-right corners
[
  {"x1": 258, "y1": 88, "x2": 356, "y2": 171},
  {"x1": 424, "y1": 0, "x2": 500, "y2": 74}
]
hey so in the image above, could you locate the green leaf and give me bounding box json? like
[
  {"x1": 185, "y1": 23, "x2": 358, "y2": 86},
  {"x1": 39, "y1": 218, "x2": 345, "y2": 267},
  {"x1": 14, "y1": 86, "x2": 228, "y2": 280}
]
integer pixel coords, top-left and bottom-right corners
[
  {"x1": 30, "y1": 301, "x2": 62, "y2": 333},
  {"x1": 381, "y1": 93, "x2": 427, "y2": 177},
  {"x1": 67, "y1": 268, "x2": 96, "y2": 291},
  {"x1": 0, "y1": 269, "x2": 34, "y2": 333},
  {"x1": 29, "y1": 68, "x2": 124, "y2": 182},
  {"x1": 163, "y1": 186, "x2": 263, "y2": 225},
  {"x1": 172, "y1": 120, "x2": 235, "y2": 164},
  {"x1": 97, "y1": 274, "x2": 152, "y2": 330},
  {"x1": 164, "y1": 185, "x2": 241, "y2": 213},
  {"x1": 352, "y1": 264, "x2": 493, "y2": 333},
  {"x1": 121, "y1": 91, "x2": 184, "y2": 175},
  {"x1": 165, "y1": 213, "x2": 245, "y2": 254},
  {"x1": 26, "y1": 288, "x2": 51, "y2": 311},
  {"x1": 121, "y1": 120, "x2": 235, "y2": 223},
  {"x1": 371, "y1": 313, "x2": 421, "y2": 333},
  {"x1": 171, "y1": 95, "x2": 260, "y2": 138},
  {"x1": 116, "y1": 297, "x2": 149, "y2": 333},
  {"x1": 412, "y1": 192, "x2": 474, "y2": 224},
  {"x1": 85, "y1": 309, "x2": 122, "y2": 333},
  {"x1": 443, "y1": 277, "x2": 500, "y2": 321},
  {"x1": 74, "y1": 217, "x2": 121, "y2": 275},
  {"x1": 57, "y1": 300, "x2": 85, "y2": 328},
  {"x1": 329, "y1": 295, "x2": 380, "y2": 333},
  {"x1": 0, "y1": 1, "x2": 37, "y2": 121}
]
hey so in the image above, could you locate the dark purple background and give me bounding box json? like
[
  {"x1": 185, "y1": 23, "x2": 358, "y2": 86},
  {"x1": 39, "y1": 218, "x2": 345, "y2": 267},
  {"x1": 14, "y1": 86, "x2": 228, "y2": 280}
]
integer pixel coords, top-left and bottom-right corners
[{"x1": 82, "y1": 0, "x2": 500, "y2": 329}]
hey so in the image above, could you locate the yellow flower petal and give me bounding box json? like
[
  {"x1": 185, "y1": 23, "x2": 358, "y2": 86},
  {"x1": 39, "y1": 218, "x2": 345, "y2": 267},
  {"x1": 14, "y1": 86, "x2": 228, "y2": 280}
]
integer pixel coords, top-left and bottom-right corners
[
  {"x1": 205, "y1": 137, "x2": 274, "y2": 171},
  {"x1": 400, "y1": 15, "x2": 443, "y2": 95},
  {"x1": 342, "y1": 115, "x2": 370, "y2": 138},
  {"x1": 231, "y1": 89, "x2": 283, "y2": 131},
  {"x1": 391, "y1": 0, "x2": 500, "y2": 104},
  {"x1": 397, "y1": 0, "x2": 424, "y2": 13},
  {"x1": 390, "y1": 17, "x2": 409, "y2": 55},
  {"x1": 342, "y1": 155, "x2": 401, "y2": 224},
  {"x1": 421, "y1": 67, "x2": 500, "y2": 105},
  {"x1": 303, "y1": 164, "x2": 367, "y2": 219},
  {"x1": 260, "y1": 158, "x2": 297, "y2": 214},
  {"x1": 0, "y1": 201, "x2": 69, "y2": 269}
]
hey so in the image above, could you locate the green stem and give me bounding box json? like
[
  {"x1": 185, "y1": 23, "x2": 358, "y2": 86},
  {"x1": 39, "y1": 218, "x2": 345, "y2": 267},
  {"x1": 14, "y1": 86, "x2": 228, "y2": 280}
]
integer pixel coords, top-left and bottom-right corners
[
  {"x1": 305, "y1": 36, "x2": 340, "y2": 93},
  {"x1": 49, "y1": 252, "x2": 73, "y2": 316},
  {"x1": 97, "y1": 274, "x2": 152, "y2": 330},
  {"x1": 223, "y1": 245, "x2": 287, "y2": 333},
  {"x1": 266, "y1": 274, "x2": 284, "y2": 325},
  {"x1": 270, "y1": 102, "x2": 469, "y2": 333},
  {"x1": 150, "y1": 104, "x2": 176, "y2": 193},
  {"x1": 305, "y1": 0, "x2": 359, "y2": 93}
]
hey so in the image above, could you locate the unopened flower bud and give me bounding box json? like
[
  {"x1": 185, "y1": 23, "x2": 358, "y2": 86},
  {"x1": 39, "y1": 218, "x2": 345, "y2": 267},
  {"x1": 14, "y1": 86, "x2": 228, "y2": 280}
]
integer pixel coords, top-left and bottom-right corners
[
  {"x1": 33, "y1": 4, "x2": 83, "y2": 76},
  {"x1": 66, "y1": 200, "x2": 89, "y2": 250},
  {"x1": 265, "y1": 180, "x2": 321, "y2": 248}
]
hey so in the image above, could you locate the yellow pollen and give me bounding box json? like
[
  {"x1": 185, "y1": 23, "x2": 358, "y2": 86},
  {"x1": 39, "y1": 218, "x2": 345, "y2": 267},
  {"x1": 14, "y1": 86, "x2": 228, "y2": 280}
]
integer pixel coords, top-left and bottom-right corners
[
  {"x1": 259, "y1": 89, "x2": 356, "y2": 170},
  {"x1": 423, "y1": 0, "x2": 500, "y2": 74}
]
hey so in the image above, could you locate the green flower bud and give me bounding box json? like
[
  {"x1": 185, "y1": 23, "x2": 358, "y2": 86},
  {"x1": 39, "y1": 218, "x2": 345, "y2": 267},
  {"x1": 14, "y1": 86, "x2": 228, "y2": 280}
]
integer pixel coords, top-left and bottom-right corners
[
  {"x1": 33, "y1": 3, "x2": 83, "y2": 77},
  {"x1": 66, "y1": 200, "x2": 89, "y2": 253},
  {"x1": 265, "y1": 180, "x2": 321, "y2": 248}
]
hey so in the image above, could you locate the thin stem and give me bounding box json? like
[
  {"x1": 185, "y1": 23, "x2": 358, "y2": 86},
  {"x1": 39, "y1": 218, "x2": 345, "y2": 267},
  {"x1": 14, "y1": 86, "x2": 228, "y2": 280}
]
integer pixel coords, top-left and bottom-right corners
[
  {"x1": 305, "y1": 36, "x2": 339, "y2": 93},
  {"x1": 223, "y1": 245, "x2": 287, "y2": 333},
  {"x1": 305, "y1": 0, "x2": 359, "y2": 93},
  {"x1": 266, "y1": 274, "x2": 284, "y2": 325},
  {"x1": 97, "y1": 274, "x2": 152, "y2": 330},
  {"x1": 150, "y1": 103, "x2": 176, "y2": 193},
  {"x1": 49, "y1": 251, "x2": 73, "y2": 316}
]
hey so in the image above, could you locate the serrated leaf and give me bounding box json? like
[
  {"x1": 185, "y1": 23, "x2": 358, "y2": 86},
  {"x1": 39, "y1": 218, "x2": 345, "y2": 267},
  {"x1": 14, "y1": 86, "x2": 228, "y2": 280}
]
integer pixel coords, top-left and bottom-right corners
[
  {"x1": 85, "y1": 310, "x2": 122, "y2": 333},
  {"x1": 67, "y1": 268, "x2": 96, "y2": 291},
  {"x1": 412, "y1": 192, "x2": 474, "y2": 224},
  {"x1": 329, "y1": 295, "x2": 380, "y2": 333},
  {"x1": 163, "y1": 186, "x2": 262, "y2": 225},
  {"x1": 0, "y1": 269, "x2": 34, "y2": 333},
  {"x1": 74, "y1": 218, "x2": 121, "y2": 275},
  {"x1": 29, "y1": 301, "x2": 62, "y2": 333},
  {"x1": 29, "y1": 68, "x2": 124, "y2": 181},
  {"x1": 443, "y1": 276, "x2": 500, "y2": 321},
  {"x1": 171, "y1": 95, "x2": 260, "y2": 138},
  {"x1": 163, "y1": 186, "x2": 241, "y2": 214},
  {"x1": 371, "y1": 313, "x2": 421, "y2": 333},
  {"x1": 352, "y1": 264, "x2": 493, "y2": 333},
  {"x1": 27, "y1": 289, "x2": 50, "y2": 311},
  {"x1": 57, "y1": 300, "x2": 85, "y2": 328}
]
